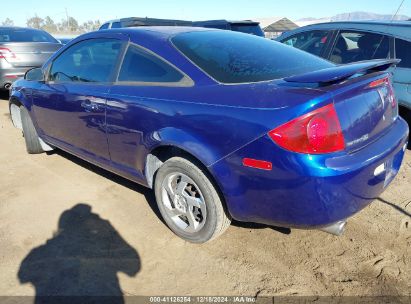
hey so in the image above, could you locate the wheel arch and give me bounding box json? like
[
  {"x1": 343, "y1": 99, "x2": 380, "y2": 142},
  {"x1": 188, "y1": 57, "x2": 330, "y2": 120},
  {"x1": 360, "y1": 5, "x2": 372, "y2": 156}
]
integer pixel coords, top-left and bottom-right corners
[
  {"x1": 145, "y1": 144, "x2": 230, "y2": 216},
  {"x1": 399, "y1": 104, "x2": 411, "y2": 118},
  {"x1": 145, "y1": 145, "x2": 213, "y2": 188}
]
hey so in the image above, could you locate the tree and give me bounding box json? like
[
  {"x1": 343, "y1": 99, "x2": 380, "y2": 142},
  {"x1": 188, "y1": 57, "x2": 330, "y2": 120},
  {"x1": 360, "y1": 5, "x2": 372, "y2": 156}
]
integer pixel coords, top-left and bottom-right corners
[
  {"x1": 42, "y1": 16, "x2": 58, "y2": 33},
  {"x1": 1, "y1": 18, "x2": 14, "y2": 26},
  {"x1": 81, "y1": 20, "x2": 101, "y2": 32},
  {"x1": 59, "y1": 16, "x2": 79, "y2": 33},
  {"x1": 93, "y1": 20, "x2": 101, "y2": 30},
  {"x1": 27, "y1": 16, "x2": 44, "y2": 29},
  {"x1": 26, "y1": 14, "x2": 100, "y2": 34}
]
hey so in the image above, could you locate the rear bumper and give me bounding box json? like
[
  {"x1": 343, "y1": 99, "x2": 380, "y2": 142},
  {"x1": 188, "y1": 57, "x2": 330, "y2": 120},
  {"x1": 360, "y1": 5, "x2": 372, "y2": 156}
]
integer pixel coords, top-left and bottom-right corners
[
  {"x1": 0, "y1": 66, "x2": 29, "y2": 89},
  {"x1": 210, "y1": 117, "x2": 409, "y2": 228}
]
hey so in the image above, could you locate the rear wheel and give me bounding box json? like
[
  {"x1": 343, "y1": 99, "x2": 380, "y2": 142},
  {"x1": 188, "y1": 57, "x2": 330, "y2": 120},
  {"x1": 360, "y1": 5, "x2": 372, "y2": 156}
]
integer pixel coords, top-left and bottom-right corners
[
  {"x1": 399, "y1": 106, "x2": 411, "y2": 149},
  {"x1": 20, "y1": 107, "x2": 46, "y2": 154},
  {"x1": 154, "y1": 157, "x2": 231, "y2": 243}
]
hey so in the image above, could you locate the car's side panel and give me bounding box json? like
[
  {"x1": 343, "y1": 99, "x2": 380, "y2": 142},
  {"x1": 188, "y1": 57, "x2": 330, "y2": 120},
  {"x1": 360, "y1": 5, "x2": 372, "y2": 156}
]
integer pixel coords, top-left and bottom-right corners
[{"x1": 104, "y1": 85, "x2": 278, "y2": 181}]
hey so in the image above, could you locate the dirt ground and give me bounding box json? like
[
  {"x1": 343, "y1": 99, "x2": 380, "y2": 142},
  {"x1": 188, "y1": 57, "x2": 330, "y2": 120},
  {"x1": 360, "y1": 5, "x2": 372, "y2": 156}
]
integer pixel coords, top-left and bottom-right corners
[{"x1": 0, "y1": 92, "x2": 410, "y2": 299}]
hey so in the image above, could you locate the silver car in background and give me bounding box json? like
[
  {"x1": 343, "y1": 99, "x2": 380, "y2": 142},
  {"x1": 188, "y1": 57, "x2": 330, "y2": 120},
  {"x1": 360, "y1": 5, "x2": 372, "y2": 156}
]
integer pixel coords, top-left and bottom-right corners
[{"x1": 0, "y1": 27, "x2": 61, "y2": 91}]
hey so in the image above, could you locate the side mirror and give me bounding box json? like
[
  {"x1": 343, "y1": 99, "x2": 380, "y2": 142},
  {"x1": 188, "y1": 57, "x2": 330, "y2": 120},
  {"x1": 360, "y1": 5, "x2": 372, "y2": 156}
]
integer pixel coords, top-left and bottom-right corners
[{"x1": 24, "y1": 68, "x2": 45, "y2": 82}]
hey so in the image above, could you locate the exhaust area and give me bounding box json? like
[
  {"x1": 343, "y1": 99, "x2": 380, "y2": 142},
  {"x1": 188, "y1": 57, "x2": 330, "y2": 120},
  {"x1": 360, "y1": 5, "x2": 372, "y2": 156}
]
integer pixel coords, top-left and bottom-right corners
[
  {"x1": 319, "y1": 220, "x2": 346, "y2": 236},
  {"x1": 4, "y1": 83, "x2": 11, "y2": 90}
]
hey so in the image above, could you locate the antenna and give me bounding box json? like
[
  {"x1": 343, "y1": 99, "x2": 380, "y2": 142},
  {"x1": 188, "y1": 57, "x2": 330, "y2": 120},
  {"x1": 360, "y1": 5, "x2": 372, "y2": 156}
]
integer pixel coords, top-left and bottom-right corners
[{"x1": 371, "y1": 0, "x2": 406, "y2": 58}]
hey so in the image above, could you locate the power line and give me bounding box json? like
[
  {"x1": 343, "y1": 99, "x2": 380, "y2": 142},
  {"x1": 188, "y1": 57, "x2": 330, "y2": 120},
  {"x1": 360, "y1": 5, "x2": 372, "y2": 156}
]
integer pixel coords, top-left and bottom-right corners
[{"x1": 391, "y1": 0, "x2": 406, "y2": 21}]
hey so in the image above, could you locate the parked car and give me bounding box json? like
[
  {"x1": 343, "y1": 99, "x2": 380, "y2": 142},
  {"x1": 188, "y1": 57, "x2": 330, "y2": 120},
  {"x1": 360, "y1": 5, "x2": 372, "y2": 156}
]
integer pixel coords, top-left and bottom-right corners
[
  {"x1": 99, "y1": 17, "x2": 192, "y2": 30},
  {"x1": 9, "y1": 27, "x2": 408, "y2": 243},
  {"x1": 277, "y1": 21, "x2": 411, "y2": 123},
  {"x1": 0, "y1": 27, "x2": 62, "y2": 91},
  {"x1": 100, "y1": 17, "x2": 264, "y2": 36},
  {"x1": 56, "y1": 37, "x2": 73, "y2": 45},
  {"x1": 192, "y1": 20, "x2": 264, "y2": 37}
]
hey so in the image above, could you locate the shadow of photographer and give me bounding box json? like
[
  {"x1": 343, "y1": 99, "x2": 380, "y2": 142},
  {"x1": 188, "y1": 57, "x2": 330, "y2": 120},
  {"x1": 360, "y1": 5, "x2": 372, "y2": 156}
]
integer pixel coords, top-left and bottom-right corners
[{"x1": 18, "y1": 203, "x2": 140, "y2": 304}]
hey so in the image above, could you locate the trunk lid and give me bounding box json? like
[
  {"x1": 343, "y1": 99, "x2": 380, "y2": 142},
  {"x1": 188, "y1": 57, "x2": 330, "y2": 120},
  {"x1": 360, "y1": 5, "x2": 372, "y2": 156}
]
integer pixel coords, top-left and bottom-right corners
[
  {"x1": 331, "y1": 74, "x2": 398, "y2": 152},
  {"x1": 284, "y1": 59, "x2": 400, "y2": 153},
  {"x1": 0, "y1": 42, "x2": 61, "y2": 67}
]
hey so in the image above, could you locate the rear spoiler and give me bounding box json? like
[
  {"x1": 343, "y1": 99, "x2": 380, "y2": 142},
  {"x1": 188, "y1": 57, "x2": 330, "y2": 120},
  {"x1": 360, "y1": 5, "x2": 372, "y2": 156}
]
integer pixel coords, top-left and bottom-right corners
[{"x1": 284, "y1": 59, "x2": 400, "y2": 85}]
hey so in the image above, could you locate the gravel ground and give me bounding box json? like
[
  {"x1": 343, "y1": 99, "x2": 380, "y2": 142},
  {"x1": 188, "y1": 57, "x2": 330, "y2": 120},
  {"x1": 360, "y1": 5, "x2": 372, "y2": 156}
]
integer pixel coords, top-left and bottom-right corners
[{"x1": 0, "y1": 93, "x2": 410, "y2": 300}]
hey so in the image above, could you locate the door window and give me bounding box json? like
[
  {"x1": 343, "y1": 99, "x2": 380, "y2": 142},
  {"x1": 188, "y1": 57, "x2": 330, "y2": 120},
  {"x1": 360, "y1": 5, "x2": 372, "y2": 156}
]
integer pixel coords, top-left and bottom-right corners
[
  {"x1": 282, "y1": 30, "x2": 330, "y2": 56},
  {"x1": 395, "y1": 39, "x2": 411, "y2": 68},
  {"x1": 118, "y1": 45, "x2": 184, "y2": 83},
  {"x1": 100, "y1": 23, "x2": 109, "y2": 30},
  {"x1": 330, "y1": 31, "x2": 389, "y2": 64},
  {"x1": 49, "y1": 38, "x2": 123, "y2": 83}
]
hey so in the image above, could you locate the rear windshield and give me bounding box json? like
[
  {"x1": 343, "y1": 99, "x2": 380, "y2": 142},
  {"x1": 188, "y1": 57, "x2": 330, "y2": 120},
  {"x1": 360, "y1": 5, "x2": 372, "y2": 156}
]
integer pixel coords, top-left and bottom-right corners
[
  {"x1": 172, "y1": 31, "x2": 333, "y2": 84},
  {"x1": 0, "y1": 28, "x2": 57, "y2": 43},
  {"x1": 230, "y1": 24, "x2": 264, "y2": 37}
]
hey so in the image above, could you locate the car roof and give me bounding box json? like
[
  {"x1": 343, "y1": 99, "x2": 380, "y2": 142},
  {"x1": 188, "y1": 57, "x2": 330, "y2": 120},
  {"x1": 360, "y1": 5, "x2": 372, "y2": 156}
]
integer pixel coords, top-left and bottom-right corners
[
  {"x1": 99, "y1": 26, "x2": 214, "y2": 37},
  {"x1": 316, "y1": 20, "x2": 411, "y2": 27},
  {"x1": 281, "y1": 20, "x2": 411, "y2": 41},
  {"x1": 193, "y1": 19, "x2": 259, "y2": 25},
  {"x1": 78, "y1": 26, "x2": 215, "y2": 50},
  {"x1": 0, "y1": 26, "x2": 45, "y2": 31}
]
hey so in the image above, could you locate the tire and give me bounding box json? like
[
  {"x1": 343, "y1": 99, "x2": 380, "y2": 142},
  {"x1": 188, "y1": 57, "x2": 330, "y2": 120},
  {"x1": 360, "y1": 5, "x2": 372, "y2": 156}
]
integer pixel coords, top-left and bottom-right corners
[
  {"x1": 20, "y1": 107, "x2": 45, "y2": 154},
  {"x1": 154, "y1": 156, "x2": 231, "y2": 243},
  {"x1": 399, "y1": 107, "x2": 411, "y2": 150}
]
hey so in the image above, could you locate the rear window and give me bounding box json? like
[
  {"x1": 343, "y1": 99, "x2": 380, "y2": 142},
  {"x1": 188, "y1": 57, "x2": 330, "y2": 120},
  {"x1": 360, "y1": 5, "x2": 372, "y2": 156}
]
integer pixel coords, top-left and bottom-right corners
[
  {"x1": 395, "y1": 39, "x2": 411, "y2": 68},
  {"x1": 172, "y1": 31, "x2": 333, "y2": 84},
  {"x1": 230, "y1": 24, "x2": 264, "y2": 37},
  {"x1": 0, "y1": 28, "x2": 57, "y2": 43},
  {"x1": 118, "y1": 45, "x2": 184, "y2": 83}
]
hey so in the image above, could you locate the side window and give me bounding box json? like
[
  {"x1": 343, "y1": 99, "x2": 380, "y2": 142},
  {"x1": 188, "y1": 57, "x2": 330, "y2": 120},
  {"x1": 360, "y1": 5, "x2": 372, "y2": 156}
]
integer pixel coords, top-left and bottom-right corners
[
  {"x1": 111, "y1": 22, "x2": 122, "y2": 29},
  {"x1": 395, "y1": 39, "x2": 411, "y2": 68},
  {"x1": 49, "y1": 39, "x2": 123, "y2": 83},
  {"x1": 118, "y1": 45, "x2": 184, "y2": 83},
  {"x1": 100, "y1": 23, "x2": 109, "y2": 30},
  {"x1": 282, "y1": 30, "x2": 330, "y2": 56},
  {"x1": 330, "y1": 31, "x2": 389, "y2": 64}
]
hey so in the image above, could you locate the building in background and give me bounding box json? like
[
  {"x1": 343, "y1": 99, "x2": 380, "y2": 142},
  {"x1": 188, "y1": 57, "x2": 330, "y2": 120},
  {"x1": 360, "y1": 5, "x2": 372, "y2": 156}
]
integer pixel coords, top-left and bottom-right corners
[{"x1": 255, "y1": 17, "x2": 299, "y2": 39}]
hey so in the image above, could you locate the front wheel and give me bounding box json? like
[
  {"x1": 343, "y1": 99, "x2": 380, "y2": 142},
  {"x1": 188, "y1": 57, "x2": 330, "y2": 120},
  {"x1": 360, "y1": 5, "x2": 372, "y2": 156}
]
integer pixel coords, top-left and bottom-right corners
[
  {"x1": 154, "y1": 157, "x2": 231, "y2": 243},
  {"x1": 20, "y1": 107, "x2": 46, "y2": 154}
]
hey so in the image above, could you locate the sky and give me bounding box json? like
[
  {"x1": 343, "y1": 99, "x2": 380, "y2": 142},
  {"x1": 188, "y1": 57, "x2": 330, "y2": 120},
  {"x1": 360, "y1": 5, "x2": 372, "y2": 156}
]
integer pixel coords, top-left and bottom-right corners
[{"x1": 1, "y1": 0, "x2": 410, "y2": 26}]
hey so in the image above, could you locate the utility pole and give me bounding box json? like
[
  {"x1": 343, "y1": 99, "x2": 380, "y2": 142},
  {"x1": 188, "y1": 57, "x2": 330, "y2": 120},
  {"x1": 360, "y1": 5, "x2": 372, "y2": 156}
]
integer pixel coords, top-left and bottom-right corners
[{"x1": 65, "y1": 8, "x2": 69, "y2": 32}]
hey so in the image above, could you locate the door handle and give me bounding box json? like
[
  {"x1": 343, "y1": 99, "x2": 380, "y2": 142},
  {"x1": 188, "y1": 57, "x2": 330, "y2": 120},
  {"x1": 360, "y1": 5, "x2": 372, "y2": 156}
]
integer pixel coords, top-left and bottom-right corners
[{"x1": 81, "y1": 99, "x2": 100, "y2": 112}]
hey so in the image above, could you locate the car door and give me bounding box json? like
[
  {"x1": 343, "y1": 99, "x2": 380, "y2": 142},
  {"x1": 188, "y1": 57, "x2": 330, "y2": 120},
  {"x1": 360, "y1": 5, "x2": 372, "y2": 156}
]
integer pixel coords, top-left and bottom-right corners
[
  {"x1": 32, "y1": 36, "x2": 127, "y2": 162},
  {"x1": 327, "y1": 30, "x2": 391, "y2": 64},
  {"x1": 393, "y1": 38, "x2": 411, "y2": 110},
  {"x1": 280, "y1": 30, "x2": 333, "y2": 58},
  {"x1": 105, "y1": 43, "x2": 192, "y2": 181}
]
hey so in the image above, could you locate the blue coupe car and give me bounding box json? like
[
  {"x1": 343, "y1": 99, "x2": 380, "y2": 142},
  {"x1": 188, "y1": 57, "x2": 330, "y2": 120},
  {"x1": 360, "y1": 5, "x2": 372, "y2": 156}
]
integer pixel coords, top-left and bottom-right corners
[{"x1": 9, "y1": 27, "x2": 409, "y2": 243}]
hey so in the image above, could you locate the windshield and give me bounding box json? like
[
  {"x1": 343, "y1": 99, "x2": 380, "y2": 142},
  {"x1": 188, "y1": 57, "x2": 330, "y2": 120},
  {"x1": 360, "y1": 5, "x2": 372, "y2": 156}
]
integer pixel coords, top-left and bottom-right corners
[
  {"x1": 230, "y1": 24, "x2": 264, "y2": 37},
  {"x1": 0, "y1": 28, "x2": 58, "y2": 43},
  {"x1": 172, "y1": 31, "x2": 333, "y2": 84}
]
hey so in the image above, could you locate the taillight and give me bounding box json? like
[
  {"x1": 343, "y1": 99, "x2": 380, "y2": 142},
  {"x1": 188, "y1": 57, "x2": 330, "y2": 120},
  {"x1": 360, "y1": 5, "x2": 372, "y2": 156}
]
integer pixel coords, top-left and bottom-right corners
[
  {"x1": 0, "y1": 47, "x2": 16, "y2": 59},
  {"x1": 268, "y1": 104, "x2": 345, "y2": 154},
  {"x1": 368, "y1": 76, "x2": 396, "y2": 108},
  {"x1": 368, "y1": 77, "x2": 388, "y2": 88}
]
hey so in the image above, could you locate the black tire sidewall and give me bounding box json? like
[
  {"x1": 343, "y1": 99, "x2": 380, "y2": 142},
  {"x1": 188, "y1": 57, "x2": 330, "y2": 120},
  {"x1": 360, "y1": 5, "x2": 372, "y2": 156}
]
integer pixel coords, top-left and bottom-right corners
[{"x1": 20, "y1": 107, "x2": 43, "y2": 154}]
